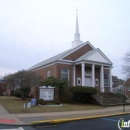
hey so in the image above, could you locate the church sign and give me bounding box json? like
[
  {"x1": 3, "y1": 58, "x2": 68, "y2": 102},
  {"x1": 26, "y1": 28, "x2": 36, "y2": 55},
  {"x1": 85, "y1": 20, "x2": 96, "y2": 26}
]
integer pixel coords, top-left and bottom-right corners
[{"x1": 39, "y1": 86, "x2": 55, "y2": 101}]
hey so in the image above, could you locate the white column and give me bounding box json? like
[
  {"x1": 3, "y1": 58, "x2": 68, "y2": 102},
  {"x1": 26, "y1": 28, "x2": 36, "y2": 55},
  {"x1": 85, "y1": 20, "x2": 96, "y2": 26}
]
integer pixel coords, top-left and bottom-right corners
[
  {"x1": 81, "y1": 62, "x2": 85, "y2": 86},
  {"x1": 73, "y1": 65, "x2": 76, "y2": 86},
  {"x1": 92, "y1": 64, "x2": 95, "y2": 87},
  {"x1": 100, "y1": 65, "x2": 104, "y2": 92},
  {"x1": 109, "y1": 66, "x2": 113, "y2": 92}
]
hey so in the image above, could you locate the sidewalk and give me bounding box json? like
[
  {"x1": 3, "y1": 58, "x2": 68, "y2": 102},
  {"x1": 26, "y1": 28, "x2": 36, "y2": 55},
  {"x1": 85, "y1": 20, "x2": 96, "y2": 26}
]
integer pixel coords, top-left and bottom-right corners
[{"x1": 0, "y1": 105, "x2": 130, "y2": 125}]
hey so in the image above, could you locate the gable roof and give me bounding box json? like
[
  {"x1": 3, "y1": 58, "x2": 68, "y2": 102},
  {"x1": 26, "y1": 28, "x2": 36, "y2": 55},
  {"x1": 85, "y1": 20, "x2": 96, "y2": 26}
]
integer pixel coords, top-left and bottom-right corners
[
  {"x1": 28, "y1": 41, "x2": 93, "y2": 70},
  {"x1": 123, "y1": 78, "x2": 130, "y2": 86},
  {"x1": 75, "y1": 48, "x2": 112, "y2": 65}
]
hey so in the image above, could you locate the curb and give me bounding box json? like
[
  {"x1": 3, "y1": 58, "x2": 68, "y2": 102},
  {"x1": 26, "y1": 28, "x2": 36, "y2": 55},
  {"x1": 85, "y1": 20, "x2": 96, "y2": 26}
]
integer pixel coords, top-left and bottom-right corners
[{"x1": 33, "y1": 112, "x2": 130, "y2": 125}]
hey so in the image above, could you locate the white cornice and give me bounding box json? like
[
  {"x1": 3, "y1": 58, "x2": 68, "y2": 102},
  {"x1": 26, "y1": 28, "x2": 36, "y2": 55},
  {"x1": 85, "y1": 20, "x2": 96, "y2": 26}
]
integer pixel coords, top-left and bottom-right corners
[
  {"x1": 75, "y1": 61, "x2": 112, "y2": 67},
  {"x1": 33, "y1": 63, "x2": 55, "y2": 71}
]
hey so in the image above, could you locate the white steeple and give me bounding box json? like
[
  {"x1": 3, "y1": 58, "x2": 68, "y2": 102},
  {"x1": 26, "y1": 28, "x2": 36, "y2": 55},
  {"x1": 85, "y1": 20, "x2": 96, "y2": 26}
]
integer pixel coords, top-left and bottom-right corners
[{"x1": 72, "y1": 9, "x2": 83, "y2": 48}]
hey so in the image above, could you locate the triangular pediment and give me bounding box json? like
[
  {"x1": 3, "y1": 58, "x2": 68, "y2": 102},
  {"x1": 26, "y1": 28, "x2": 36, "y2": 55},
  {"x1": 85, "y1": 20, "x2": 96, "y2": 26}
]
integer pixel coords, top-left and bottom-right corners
[{"x1": 84, "y1": 49, "x2": 111, "y2": 64}]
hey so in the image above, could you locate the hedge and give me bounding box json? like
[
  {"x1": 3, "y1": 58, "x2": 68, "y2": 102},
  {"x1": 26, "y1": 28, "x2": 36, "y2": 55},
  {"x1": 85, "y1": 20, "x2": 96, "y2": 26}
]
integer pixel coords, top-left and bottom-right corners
[{"x1": 69, "y1": 86, "x2": 97, "y2": 95}]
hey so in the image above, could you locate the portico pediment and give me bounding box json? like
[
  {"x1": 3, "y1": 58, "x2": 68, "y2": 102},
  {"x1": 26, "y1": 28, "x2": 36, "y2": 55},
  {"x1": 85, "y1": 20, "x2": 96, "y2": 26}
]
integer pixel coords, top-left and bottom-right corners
[
  {"x1": 75, "y1": 48, "x2": 112, "y2": 64},
  {"x1": 85, "y1": 51, "x2": 109, "y2": 63}
]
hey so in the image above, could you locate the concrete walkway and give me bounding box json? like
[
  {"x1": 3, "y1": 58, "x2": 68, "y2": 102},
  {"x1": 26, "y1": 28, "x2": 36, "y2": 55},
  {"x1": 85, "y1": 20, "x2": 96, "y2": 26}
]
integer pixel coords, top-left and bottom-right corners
[
  {"x1": 0, "y1": 104, "x2": 130, "y2": 125},
  {"x1": 0, "y1": 105, "x2": 9, "y2": 115}
]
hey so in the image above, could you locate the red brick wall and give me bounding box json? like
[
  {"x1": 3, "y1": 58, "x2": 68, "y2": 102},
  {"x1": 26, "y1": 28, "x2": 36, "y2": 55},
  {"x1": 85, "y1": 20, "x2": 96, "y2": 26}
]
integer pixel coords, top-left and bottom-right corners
[
  {"x1": 75, "y1": 66, "x2": 81, "y2": 86},
  {"x1": 57, "y1": 63, "x2": 73, "y2": 86},
  {"x1": 63, "y1": 44, "x2": 93, "y2": 61},
  {"x1": 104, "y1": 69, "x2": 110, "y2": 92},
  {"x1": 35, "y1": 64, "x2": 57, "y2": 79},
  {"x1": 34, "y1": 63, "x2": 73, "y2": 86},
  {"x1": 34, "y1": 63, "x2": 111, "y2": 93},
  {"x1": 95, "y1": 68, "x2": 100, "y2": 92},
  {"x1": 124, "y1": 78, "x2": 130, "y2": 97}
]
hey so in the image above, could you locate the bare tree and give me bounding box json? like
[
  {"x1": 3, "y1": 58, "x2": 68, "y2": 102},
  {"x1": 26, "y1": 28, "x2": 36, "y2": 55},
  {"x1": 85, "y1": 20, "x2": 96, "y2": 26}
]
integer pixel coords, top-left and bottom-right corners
[
  {"x1": 4, "y1": 70, "x2": 43, "y2": 90},
  {"x1": 122, "y1": 51, "x2": 130, "y2": 77}
]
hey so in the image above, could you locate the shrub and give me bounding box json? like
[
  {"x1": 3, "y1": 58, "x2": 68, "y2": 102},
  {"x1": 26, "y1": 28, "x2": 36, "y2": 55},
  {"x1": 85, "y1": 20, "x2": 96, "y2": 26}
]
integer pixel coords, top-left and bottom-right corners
[
  {"x1": 41, "y1": 76, "x2": 68, "y2": 95},
  {"x1": 69, "y1": 87, "x2": 97, "y2": 103},
  {"x1": 54, "y1": 97, "x2": 60, "y2": 105},
  {"x1": 69, "y1": 86, "x2": 97, "y2": 95},
  {"x1": 14, "y1": 89, "x2": 22, "y2": 98},
  {"x1": 38, "y1": 99, "x2": 45, "y2": 105}
]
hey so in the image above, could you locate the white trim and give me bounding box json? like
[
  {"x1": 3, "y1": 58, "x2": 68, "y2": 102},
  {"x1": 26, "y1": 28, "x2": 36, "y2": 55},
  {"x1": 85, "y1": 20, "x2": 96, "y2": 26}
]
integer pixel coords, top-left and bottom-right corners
[
  {"x1": 92, "y1": 64, "x2": 95, "y2": 87},
  {"x1": 104, "y1": 73, "x2": 109, "y2": 87},
  {"x1": 104, "y1": 67, "x2": 110, "y2": 69},
  {"x1": 85, "y1": 41, "x2": 95, "y2": 49},
  {"x1": 109, "y1": 66, "x2": 112, "y2": 92},
  {"x1": 77, "y1": 77, "x2": 81, "y2": 85},
  {"x1": 58, "y1": 59, "x2": 73, "y2": 62},
  {"x1": 95, "y1": 79, "x2": 99, "y2": 86},
  {"x1": 100, "y1": 65, "x2": 104, "y2": 92},
  {"x1": 33, "y1": 61, "x2": 73, "y2": 71},
  {"x1": 61, "y1": 69, "x2": 69, "y2": 81},
  {"x1": 59, "y1": 41, "x2": 95, "y2": 60},
  {"x1": 75, "y1": 48, "x2": 112, "y2": 65},
  {"x1": 75, "y1": 61, "x2": 112, "y2": 67},
  {"x1": 85, "y1": 48, "x2": 112, "y2": 64},
  {"x1": 33, "y1": 63, "x2": 55, "y2": 71},
  {"x1": 73, "y1": 66, "x2": 76, "y2": 86},
  {"x1": 81, "y1": 62, "x2": 85, "y2": 86},
  {"x1": 57, "y1": 61, "x2": 73, "y2": 65},
  {"x1": 47, "y1": 70, "x2": 50, "y2": 78},
  {"x1": 127, "y1": 86, "x2": 130, "y2": 91}
]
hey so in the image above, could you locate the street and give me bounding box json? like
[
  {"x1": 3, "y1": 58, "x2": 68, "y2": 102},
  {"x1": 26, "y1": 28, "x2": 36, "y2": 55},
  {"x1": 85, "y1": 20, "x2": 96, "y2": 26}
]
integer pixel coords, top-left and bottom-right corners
[{"x1": 0, "y1": 114, "x2": 130, "y2": 130}]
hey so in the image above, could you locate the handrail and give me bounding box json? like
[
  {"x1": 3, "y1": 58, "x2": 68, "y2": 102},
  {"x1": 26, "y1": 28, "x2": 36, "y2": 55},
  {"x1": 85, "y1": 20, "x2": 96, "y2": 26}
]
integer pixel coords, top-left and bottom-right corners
[
  {"x1": 113, "y1": 89, "x2": 127, "y2": 101},
  {"x1": 92, "y1": 93, "x2": 103, "y2": 105},
  {"x1": 22, "y1": 90, "x2": 30, "y2": 99}
]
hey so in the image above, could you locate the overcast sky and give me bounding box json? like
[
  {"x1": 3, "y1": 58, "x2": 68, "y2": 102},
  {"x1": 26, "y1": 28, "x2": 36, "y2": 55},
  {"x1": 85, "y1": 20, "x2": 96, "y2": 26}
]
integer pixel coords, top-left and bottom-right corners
[{"x1": 0, "y1": 0, "x2": 130, "y2": 79}]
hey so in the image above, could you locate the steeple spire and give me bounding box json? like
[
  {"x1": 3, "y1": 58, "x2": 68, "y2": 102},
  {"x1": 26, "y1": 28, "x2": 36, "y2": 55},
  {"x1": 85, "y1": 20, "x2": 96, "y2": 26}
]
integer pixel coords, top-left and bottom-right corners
[
  {"x1": 72, "y1": 9, "x2": 83, "y2": 48},
  {"x1": 75, "y1": 9, "x2": 79, "y2": 33}
]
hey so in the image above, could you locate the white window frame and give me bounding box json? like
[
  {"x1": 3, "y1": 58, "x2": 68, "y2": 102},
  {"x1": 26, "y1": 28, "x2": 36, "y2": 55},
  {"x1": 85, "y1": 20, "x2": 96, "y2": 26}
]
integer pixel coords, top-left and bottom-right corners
[
  {"x1": 128, "y1": 86, "x2": 130, "y2": 91},
  {"x1": 61, "y1": 69, "x2": 69, "y2": 81},
  {"x1": 104, "y1": 73, "x2": 109, "y2": 87},
  {"x1": 47, "y1": 70, "x2": 50, "y2": 78},
  {"x1": 95, "y1": 79, "x2": 98, "y2": 86},
  {"x1": 77, "y1": 77, "x2": 81, "y2": 85}
]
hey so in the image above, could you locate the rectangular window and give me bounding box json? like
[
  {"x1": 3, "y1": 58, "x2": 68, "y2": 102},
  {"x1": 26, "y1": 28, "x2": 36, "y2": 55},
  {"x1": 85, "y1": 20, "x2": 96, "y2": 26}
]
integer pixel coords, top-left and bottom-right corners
[
  {"x1": 104, "y1": 73, "x2": 109, "y2": 87},
  {"x1": 128, "y1": 86, "x2": 130, "y2": 91},
  {"x1": 112, "y1": 82, "x2": 114, "y2": 87},
  {"x1": 95, "y1": 79, "x2": 98, "y2": 86},
  {"x1": 47, "y1": 70, "x2": 50, "y2": 78},
  {"x1": 77, "y1": 78, "x2": 81, "y2": 85},
  {"x1": 61, "y1": 69, "x2": 69, "y2": 81}
]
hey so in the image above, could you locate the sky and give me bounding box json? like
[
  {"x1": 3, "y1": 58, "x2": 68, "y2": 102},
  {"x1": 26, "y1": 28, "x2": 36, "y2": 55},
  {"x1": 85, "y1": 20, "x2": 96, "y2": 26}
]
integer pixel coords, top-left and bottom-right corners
[{"x1": 0, "y1": 0, "x2": 130, "y2": 79}]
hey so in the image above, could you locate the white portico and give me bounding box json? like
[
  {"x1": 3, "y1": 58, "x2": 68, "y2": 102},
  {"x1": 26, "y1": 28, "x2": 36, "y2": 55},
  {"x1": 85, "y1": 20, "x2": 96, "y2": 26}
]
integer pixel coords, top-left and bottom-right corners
[{"x1": 73, "y1": 48, "x2": 113, "y2": 93}]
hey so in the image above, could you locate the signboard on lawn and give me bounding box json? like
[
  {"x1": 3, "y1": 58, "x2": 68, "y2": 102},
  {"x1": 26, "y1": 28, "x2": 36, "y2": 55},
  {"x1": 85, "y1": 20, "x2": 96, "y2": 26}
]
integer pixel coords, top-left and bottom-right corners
[{"x1": 39, "y1": 86, "x2": 55, "y2": 101}]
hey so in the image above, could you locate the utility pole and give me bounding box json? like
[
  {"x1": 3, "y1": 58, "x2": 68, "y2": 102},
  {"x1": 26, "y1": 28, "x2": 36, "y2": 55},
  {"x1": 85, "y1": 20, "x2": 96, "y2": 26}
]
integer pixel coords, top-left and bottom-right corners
[{"x1": 123, "y1": 86, "x2": 126, "y2": 112}]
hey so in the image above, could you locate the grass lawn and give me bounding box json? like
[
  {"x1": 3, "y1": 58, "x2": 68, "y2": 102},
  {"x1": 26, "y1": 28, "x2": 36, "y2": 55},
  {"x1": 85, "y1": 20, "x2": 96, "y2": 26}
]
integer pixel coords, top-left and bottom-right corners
[{"x1": 0, "y1": 96, "x2": 103, "y2": 114}]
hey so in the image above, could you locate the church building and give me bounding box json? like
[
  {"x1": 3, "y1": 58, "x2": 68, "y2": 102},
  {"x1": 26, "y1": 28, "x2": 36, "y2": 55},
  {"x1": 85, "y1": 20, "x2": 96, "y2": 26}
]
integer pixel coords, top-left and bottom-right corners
[{"x1": 28, "y1": 10, "x2": 113, "y2": 93}]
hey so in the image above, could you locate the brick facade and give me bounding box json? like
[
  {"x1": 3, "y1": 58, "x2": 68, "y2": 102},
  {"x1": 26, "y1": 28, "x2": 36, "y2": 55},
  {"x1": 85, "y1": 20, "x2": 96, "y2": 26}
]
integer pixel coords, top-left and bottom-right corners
[
  {"x1": 124, "y1": 78, "x2": 130, "y2": 97},
  {"x1": 34, "y1": 64, "x2": 111, "y2": 91},
  {"x1": 31, "y1": 43, "x2": 112, "y2": 93},
  {"x1": 63, "y1": 44, "x2": 93, "y2": 61}
]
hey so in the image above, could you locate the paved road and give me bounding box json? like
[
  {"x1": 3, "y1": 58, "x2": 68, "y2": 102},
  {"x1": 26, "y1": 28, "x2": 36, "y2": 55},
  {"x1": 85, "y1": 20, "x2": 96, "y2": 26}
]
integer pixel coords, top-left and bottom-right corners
[{"x1": 1, "y1": 114, "x2": 130, "y2": 130}]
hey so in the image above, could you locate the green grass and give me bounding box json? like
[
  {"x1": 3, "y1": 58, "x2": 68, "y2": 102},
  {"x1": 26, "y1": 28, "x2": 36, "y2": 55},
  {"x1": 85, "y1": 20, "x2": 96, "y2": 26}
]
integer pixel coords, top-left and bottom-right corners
[{"x1": 0, "y1": 96, "x2": 103, "y2": 114}]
